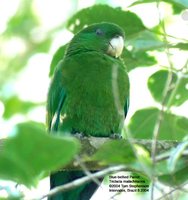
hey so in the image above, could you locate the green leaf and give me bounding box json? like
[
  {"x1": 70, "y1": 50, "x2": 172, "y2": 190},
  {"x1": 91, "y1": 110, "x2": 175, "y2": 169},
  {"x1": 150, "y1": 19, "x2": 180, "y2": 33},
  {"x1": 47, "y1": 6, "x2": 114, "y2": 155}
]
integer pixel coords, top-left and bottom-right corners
[
  {"x1": 155, "y1": 160, "x2": 169, "y2": 176},
  {"x1": 148, "y1": 70, "x2": 177, "y2": 105},
  {"x1": 0, "y1": 122, "x2": 80, "y2": 187},
  {"x1": 93, "y1": 140, "x2": 136, "y2": 164},
  {"x1": 168, "y1": 0, "x2": 188, "y2": 9},
  {"x1": 155, "y1": 156, "x2": 188, "y2": 186},
  {"x1": 148, "y1": 70, "x2": 188, "y2": 106},
  {"x1": 177, "y1": 116, "x2": 188, "y2": 130},
  {"x1": 67, "y1": 5, "x2": 146, "y2": 36},
  {"x1": 93, "y1": 140, "x2": 152, "y2": 176},
  {"x1": 158, "y1": 162, "x2": 188, "y2": 186},
  {"x1": 2, "y1": 96, "x2": 39, "y2": 119},
  {"x1": 126, "y1": 30, "x2": 164, "y2": 52},
  {"x1": 129, "y1": 0, "x2": 157, "y2": 7},
  {"x1": 49, "y1": 44, "x2": 67, "y2": 77},
  {"x1": 167, "y1": 0, "x2": 188, "y2": 14},
  {"x1": 128, "y1": 107, "x2": 188, "y2": 140},
  {"x1": 173, "y1": 43, "x2": 188, "y2": 51},
  {"x1": 122, "y1": 49, "x2": 157, "y2": 71}
]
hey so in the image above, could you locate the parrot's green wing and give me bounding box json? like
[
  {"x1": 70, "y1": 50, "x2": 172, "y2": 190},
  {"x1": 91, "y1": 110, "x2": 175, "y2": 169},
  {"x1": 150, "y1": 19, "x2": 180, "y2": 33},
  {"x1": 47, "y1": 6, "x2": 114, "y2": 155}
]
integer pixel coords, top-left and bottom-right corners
[
  {"x1": 47, "y1": 61, "x2": 66, "y2": 132},
  {"x1": 51, "y1": 88, "x2": 66, "y2": 131}
]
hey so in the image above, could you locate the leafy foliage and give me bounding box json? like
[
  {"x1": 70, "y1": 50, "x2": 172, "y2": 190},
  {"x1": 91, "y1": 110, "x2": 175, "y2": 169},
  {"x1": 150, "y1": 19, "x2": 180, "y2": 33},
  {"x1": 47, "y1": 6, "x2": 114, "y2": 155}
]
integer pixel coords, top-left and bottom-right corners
[
  {"x1": 93, "y1": 140, "x2": 152, "y2": 176},
  {"x1": 2, "y1": 96, "x2": 40, "y2": 119},
  {"x1": 67, "y1": 5, "x2": 146, "y2": 36},
  {"x1": 126, "y1": 30, "x2": 164, "y2": 52},
  {"x1": 173, "y1": 43, "x2": 188, "y2": 50},
  {"x1": 158, "y1": 157, "x2": 188, "y2": 186},
  {"x1": 128, "y1": 107, "x2": 188, "y2": 140},
  {"x1": 148, "y1": 70, "x2": 188, "y2": 106},
  {"x1": 93, "y1": 140, "x2": 136, "y2": 164},
  {"x1": 0, "y1": 122, "x2": 80, "y2": 187}
]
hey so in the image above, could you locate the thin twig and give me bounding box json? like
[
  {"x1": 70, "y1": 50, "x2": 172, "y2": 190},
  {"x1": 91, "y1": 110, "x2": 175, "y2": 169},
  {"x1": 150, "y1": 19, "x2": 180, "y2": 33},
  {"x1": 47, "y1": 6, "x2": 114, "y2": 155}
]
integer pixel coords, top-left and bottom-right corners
[
  {"x1": 74, "y1": 155, "x2": 101, "y2": 186},
  {"x1": 150, "y1": 29, "x2": 188, "y2": 43},
  {"x1": 125, "y1": 128, "x2": 153, "y2": 179},
  {"x1": 39, "y1": 165, "x2": 127, "y2": 200},
  {"x1": 166, "y1": 59, "x2": 188, "y2": 111},
  {"x1": 109, "y1": 191, "x2": 121, "y2": 200},
  {"x1": 155, "y1": 182, "x2": 188, "y2": 200},
  {"x1": 151, "y1": 1, "x2": 175, "y2": 199},
  {"x1": 155, "y1": 183, "x2": 171, "y2": 200}
]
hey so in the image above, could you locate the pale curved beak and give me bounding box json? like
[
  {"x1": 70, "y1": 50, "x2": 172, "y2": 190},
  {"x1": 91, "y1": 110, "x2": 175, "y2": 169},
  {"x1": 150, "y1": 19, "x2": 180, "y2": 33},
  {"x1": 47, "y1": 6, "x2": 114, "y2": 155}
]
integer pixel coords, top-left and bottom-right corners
[{"x1": 107, "y1": 36, "x2": 124, "y2": 58}]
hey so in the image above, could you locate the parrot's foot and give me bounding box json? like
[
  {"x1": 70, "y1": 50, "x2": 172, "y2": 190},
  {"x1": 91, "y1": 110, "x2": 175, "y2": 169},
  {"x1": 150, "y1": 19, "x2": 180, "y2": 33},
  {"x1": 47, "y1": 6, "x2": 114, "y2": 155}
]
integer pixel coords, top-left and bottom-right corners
[
  {"x1": 110, "y1": 133, "x2": 122, "y2": 139},
  {"x1": 74, "y1": 132, "x2": 85, "y2": 139}
]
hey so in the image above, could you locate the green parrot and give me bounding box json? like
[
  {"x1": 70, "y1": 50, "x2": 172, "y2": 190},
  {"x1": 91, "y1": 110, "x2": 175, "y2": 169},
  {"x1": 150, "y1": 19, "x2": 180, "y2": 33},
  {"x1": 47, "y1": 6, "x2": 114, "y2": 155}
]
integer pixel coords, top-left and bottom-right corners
[{"x1": 47, "y1": 22, "x2": 129, "y2": 200}]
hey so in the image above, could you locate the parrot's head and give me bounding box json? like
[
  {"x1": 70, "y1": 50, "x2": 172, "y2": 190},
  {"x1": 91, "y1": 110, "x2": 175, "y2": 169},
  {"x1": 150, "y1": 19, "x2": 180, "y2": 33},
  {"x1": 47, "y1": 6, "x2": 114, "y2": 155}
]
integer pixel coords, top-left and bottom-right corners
[{"x1": 67, "y1": 22, "x2": 125, "y2": 58}]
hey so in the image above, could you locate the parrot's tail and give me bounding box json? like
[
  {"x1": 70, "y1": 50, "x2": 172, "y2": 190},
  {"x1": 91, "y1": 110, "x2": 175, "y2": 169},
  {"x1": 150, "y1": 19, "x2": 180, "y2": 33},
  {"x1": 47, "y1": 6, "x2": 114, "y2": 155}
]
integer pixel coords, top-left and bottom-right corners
[{"x1": 48, "y1": 171, "x2": 100, "y2": 200}]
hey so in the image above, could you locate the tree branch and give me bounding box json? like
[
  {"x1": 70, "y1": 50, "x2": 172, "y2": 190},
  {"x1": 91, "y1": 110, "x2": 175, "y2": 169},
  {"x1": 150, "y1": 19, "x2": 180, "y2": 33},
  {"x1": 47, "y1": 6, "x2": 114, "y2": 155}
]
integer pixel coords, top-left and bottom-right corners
[
  {"x1": 156, "y1": 181, "x2": 188, "y2": 200},
  {"x1": 0, "y1": 137, "x2": 179, "y2": 170},
  {"x1": 63, "y1": 137, "x2": 179, "y2": 170}
]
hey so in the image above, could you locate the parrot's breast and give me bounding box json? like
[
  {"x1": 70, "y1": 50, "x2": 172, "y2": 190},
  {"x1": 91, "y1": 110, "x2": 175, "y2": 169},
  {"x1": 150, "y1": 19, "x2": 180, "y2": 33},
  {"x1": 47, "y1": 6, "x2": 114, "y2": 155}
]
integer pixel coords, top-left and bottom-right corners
[{"x1": 60, "y1": 52, "x2": 129, "y2": 136}]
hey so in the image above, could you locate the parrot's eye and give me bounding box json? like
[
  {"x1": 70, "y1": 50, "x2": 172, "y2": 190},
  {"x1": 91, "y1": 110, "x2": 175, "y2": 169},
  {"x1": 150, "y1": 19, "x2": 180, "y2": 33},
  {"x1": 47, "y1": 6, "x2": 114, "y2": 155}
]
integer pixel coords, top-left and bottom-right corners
[
  {"x1": 96, "y1": 29, "x2": 104, "y2": 36},
  {"x1": 114, "y1": 34, "x2": 120, "y2": 38}
]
